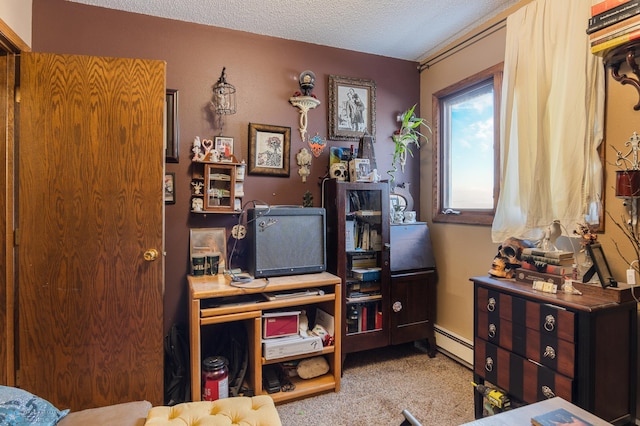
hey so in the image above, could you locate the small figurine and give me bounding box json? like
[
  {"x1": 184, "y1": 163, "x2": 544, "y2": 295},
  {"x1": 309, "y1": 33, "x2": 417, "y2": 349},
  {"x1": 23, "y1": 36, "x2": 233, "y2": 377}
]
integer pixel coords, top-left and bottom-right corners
[
  {"x1": 296, "y1": 147, "x2": 312, "y2": 183},
  {"x1": 191, "y1": 197, "x2": 203, "y2": 212},
  {"x1": 299, "y1": 70, "x2": 316, "y2": 97},
  {"x1": 191, "y1": 181, "x2": 204, "y2": 195},
  {"x1": 192, "y1": 136, "x2": 205, "y2": 161}
]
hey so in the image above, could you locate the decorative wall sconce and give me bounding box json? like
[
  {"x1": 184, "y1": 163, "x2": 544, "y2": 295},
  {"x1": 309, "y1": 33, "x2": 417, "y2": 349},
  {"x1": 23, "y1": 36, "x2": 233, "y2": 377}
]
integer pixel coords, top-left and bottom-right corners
[
  {"x1": 614, "y1": 132, "x2": 640, "y2": 228},
  {"x1": 289, "y1": 70, "x2": 321, "y2": 142},
  {"x1": 211, "y1": 67, "x2": 236, "y2": 135}
]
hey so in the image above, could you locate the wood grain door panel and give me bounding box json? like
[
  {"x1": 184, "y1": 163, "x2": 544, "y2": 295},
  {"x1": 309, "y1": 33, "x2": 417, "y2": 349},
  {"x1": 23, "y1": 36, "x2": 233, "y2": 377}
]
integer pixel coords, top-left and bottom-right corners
[{"x1": 18, "y1": 52, "x2": 165, "y2": 410}]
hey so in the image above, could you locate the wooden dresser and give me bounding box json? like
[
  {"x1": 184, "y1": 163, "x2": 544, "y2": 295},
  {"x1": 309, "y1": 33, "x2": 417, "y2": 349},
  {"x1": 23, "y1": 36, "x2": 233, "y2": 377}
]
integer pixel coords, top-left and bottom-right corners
[{"x1": 471, "y1": 276, "x2": 637, "y2": 424}]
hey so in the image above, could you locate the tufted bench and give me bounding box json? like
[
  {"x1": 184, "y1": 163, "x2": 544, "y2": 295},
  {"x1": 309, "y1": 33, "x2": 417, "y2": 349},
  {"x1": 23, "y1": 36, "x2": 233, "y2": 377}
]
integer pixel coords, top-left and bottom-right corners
[{"x1": 144, "y1": 395, "x2": 282, "y2": 426}]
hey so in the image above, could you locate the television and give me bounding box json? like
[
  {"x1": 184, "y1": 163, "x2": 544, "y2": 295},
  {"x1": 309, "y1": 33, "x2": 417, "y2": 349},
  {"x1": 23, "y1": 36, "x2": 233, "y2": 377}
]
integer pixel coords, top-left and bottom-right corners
[{"x1": 247, "y1": 206, "x2": 327, "y2": 278}]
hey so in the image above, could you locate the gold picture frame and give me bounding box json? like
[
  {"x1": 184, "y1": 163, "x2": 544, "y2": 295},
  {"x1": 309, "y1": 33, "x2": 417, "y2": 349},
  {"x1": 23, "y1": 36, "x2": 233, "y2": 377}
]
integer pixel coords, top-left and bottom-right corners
[
  {"x1": 248, "y1": 123, "x2": 291, "y2": 177},
  {"x1": 328, "y1": 75, "x2": 376, "y2": 141}
]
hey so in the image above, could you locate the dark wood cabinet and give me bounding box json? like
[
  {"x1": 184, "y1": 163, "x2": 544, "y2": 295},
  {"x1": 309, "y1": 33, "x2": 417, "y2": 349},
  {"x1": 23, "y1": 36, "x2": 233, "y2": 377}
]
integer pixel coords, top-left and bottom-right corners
[
  {"x1": 323, "y1": 180, "x2": 438, "y2": 360},
  {"x1": 389, "y1": 223, "x2": 437, "y2": 355},
  {"x1": 390, "y1": 270, "x2": 436, "y2": 354},
  {"x1": 471, "y1": 276, "x2": 637, "y2": 424},
  {"x1": 324, "y1": 180, "x2": 391, "y2": 355}
]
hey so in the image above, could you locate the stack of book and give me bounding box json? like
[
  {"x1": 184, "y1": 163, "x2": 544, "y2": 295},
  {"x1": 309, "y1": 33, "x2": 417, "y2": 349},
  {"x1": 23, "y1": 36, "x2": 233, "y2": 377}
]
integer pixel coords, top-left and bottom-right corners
[
  {"x1": 588, "y1": 0, "x2": 640, "y2": 55},
  {"x1": 516, "y1": 248, "x2": 575, "y2": 286}
]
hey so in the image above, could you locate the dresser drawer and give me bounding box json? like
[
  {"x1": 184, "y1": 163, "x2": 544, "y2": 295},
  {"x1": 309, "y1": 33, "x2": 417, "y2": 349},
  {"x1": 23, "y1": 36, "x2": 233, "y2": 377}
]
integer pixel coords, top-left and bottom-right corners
[
  {"x1": 525, "y1": 328, "x2": 574, "y2": 378},
  {"x1": 474, "y1": 338, "x2": 573, "y2": 404},
  {"x1": 525, "y1": 301, "x2": 575, "y2": 343},
  {"x1": 477, "y1": 310, "x2": 527, "y2": 356}
]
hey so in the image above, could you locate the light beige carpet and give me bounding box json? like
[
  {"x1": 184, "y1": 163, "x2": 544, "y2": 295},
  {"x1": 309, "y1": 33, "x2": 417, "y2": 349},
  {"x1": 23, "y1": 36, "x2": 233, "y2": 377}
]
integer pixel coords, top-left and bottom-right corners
[{"x1": 277, "y1": 343, "x2": 475, "y2": 426}]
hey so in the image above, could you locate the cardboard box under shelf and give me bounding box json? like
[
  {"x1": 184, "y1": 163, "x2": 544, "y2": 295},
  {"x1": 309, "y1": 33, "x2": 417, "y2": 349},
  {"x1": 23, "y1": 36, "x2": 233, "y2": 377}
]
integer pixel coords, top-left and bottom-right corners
[{"x1": 571, "y1": 281, "x2": 637, "y2": 303}]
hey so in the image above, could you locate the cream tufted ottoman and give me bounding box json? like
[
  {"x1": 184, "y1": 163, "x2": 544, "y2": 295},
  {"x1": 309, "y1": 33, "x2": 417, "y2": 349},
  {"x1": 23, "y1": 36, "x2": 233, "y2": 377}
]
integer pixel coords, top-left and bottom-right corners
[{"x1": 144, "y1": 395, "x2": 282, "y2": 426}]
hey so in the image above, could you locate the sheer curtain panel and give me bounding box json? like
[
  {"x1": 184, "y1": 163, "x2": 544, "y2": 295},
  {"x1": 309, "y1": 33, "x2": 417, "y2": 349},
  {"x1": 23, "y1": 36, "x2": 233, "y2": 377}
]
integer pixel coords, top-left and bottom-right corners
[{"x1": 491, "y1": 0, "x2": 604, "y2": 243}]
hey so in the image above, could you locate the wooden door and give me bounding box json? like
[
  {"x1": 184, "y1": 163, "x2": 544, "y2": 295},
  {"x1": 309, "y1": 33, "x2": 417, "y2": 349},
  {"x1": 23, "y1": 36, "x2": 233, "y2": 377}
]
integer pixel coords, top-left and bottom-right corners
[{"x1": 17, "y1": 52, "x2": 165, "y2": 410}]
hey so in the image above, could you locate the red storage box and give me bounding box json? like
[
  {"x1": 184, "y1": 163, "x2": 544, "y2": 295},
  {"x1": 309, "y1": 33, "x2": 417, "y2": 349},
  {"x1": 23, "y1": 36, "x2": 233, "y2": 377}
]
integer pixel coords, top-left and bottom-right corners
[{"x1": 262, "y1": 311, "x2": 300, "y2": 339}]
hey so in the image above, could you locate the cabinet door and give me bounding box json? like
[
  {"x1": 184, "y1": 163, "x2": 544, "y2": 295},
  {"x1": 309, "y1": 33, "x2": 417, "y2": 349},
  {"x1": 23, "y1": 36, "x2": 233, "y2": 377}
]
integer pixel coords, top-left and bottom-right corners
[
  {"x1": 324, "y1": 180, "x2": 390, "y2": 354},
  {"x1": 390, "y1": 270, "x2": 434, "y2": 345},
  {"x1": 18, "y1": 52, "x2": 164, "y2": 410}
]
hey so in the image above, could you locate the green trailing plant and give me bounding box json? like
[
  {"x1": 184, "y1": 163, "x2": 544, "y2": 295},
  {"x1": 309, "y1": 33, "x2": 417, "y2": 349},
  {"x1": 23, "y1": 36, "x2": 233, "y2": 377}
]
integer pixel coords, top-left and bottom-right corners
[{"x1": 388, "y1": 104, "x2": 431, "y2": 187}]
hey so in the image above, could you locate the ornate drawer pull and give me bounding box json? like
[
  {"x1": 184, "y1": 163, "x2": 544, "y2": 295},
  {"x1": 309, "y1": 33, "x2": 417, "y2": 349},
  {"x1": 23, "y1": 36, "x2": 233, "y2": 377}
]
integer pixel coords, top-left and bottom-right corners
[
  {"x1": 392, "y1": 301, "x2": 402, "y2": 312},
  {"x1": 542, "y1": 385, "x2": 555, "y2": 399},
  {"x1": 543, "y1": 345, "x2": 556, "y2": 359},
  {"x1": 544, "y1": 314, "x2": 555, "y2": 332},
  {"x1": 488, "y1": 323, "x2": 496, "y2": 338},
  {"x1": 487, "y1": 297, "x2": 496, "y2": 312},
  {"x1": 485, "y1": 357, "x2": 494, "y2": 372}
]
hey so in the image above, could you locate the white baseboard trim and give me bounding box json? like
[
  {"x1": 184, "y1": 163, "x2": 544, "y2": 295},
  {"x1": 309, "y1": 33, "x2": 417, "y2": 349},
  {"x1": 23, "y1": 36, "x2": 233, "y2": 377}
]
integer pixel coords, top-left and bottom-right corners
[{"x1": 434, "y1": 324, "x2": 473, "y2": 369}]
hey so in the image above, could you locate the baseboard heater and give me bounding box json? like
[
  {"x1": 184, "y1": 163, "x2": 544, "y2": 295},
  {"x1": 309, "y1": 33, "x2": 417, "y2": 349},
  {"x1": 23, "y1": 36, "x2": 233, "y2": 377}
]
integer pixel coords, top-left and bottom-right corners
[{"x1": 434, "y1": 324, "x2": 473, "y2": 369}]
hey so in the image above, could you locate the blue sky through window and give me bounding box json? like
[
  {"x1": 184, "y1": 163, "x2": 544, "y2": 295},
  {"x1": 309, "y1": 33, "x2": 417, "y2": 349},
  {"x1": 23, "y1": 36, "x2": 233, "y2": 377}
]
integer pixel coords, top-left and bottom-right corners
[{"x1": 448, "y1": 83, "x2": 494, "y2": 209}]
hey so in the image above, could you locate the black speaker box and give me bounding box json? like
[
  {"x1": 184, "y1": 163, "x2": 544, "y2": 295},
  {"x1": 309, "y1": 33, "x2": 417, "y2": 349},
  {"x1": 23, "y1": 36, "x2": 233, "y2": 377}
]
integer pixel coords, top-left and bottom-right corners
[{"x1": 247, "y1": 207, "x2": 326, "y2": 278}]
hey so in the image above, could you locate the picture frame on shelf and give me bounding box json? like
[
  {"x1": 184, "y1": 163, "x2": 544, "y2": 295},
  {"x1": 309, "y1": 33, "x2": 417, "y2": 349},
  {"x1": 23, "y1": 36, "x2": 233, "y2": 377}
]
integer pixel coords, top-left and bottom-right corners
[
  {"x1": 190, "y1": 227, "x2": 227, "y2": 270},
  {"x1": 328, "y1": 75, "x2": 376, "y2": 141},
  {"x1": 165, "y1": 89, "x2": 179, "y2": 163},
  {"x1": 164, "y1": 172, "x2": 175, "y2": 204},
  {"x1": 585, "y1": 243, "x2": 617, "y2": 288},
  {"x1": 248, "y1": 123, "x2": 291, "y2": 177},
  {"x1": 215, "y1": 136, "x2": 234, "y2": 162}
]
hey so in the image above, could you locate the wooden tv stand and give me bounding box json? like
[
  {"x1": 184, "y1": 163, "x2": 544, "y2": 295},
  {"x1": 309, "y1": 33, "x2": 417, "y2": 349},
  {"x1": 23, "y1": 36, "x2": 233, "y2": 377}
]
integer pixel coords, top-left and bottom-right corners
[{"x1": 188, "y1": 272, "x2": 341, "y2": 403}]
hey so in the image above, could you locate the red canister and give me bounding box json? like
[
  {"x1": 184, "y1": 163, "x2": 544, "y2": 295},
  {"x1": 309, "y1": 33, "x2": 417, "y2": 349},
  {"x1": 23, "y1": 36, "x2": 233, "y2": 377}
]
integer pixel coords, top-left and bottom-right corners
[{"x1": 202, "y1": 356, "x2": 229, "y2": 401}]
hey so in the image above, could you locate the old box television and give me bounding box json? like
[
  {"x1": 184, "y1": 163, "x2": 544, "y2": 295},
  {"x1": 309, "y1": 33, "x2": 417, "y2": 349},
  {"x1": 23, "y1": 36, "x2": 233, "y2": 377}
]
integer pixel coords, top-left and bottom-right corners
[{"x1": 247, "y1": 207, "x2": 327, "y2": 278}]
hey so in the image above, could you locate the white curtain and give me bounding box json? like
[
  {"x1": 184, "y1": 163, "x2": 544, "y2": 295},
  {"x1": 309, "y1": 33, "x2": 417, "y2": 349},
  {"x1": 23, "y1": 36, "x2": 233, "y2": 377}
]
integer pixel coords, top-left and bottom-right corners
[{"x1": 491, "y1": 0, "x2": 605, "y2": 243}]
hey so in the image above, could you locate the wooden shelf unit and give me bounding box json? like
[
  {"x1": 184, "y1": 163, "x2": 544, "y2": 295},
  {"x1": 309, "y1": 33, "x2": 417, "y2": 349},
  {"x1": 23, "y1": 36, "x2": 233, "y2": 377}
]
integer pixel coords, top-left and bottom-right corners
[{"x1": 188, "y1": 272, "x2": 342, "y2": 404}]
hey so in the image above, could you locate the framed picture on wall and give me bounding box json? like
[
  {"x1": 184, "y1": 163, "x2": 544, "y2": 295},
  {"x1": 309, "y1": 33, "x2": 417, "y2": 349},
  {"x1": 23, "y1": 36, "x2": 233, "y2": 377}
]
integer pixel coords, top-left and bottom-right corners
[
  {"x1": 248, "y1": 123, "x2": 291, "y2": 177},
  {"x1": 190, "y1": 227, "x2": 227, "y2": 270},
  {"x1": 165, "y1": 89, "x2": 179, "y2": 163},
  {"x1": 328, "y1": 75, "x2": 376, "y2": 141},
  {"x1": 215, "y1": 136, "x2": 234, "y2": 162},
  {"x1": 164, "y1": 172, "x2": 175, "y2": 204}
]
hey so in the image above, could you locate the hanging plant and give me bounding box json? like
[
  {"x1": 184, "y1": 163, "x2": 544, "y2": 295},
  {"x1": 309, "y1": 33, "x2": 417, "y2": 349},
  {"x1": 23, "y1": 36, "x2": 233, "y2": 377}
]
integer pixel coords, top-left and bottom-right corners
[{"x1": 388, "y1": 104, "x2": 431, "y2": 187}]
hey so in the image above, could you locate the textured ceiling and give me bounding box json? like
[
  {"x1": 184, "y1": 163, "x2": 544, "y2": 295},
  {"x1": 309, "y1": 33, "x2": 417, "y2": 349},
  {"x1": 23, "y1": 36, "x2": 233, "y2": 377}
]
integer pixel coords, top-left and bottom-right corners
[{"x1": 67, "y1": 0, "x2": 521, "y2": 61}]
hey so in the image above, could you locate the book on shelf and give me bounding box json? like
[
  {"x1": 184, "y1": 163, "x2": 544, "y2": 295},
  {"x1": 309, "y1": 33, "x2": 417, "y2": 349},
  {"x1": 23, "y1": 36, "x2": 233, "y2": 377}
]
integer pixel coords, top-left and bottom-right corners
[
  {"x1": 520, "y1": 260, "x2": 571, "y2": 276},
  {"x1": 587, "y1": 0, "x2": 640, "y2": 33},
  {"x1": 521, "y1": 254, "x2": 574, "y2": 266},
  {"x1": 352, "y1": 267, "x2": 382, "y2": 281},
  {"x1": 589, "y1": 12, "x2": 640, "y2": 41},
  {"x1": 348, "y1": 252, "x2": 377, "y2": 269},
  {"x1": 515, "y1": 269, "x2": 565, "y2": 286},
  {"x1": 345, "y1": 218, "x2": 356, "y2": 251},
  {"x1": 592, "y1": 0, "x2": 632, "y2": 16},
  {"x1": 591, "y1": 27, "x2": 640, "y2": 53},
  {"x1": 531, "y1": 408, "x2": 594, "y2": 426},
  {"x1": 521, "y1": 248, "x2": 574, "y2": 259}
]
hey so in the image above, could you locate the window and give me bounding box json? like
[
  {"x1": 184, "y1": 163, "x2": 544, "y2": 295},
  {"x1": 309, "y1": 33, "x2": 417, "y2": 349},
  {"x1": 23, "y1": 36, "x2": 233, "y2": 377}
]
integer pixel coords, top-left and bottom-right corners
[{"x1": 432, "y1": 63, "x2": 502, "y2": 225}]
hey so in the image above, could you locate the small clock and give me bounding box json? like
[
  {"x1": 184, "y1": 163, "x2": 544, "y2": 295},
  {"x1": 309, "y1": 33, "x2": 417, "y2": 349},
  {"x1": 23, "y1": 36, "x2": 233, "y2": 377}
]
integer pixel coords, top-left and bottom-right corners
[{"x1": 231, "y1": 224, "x2": 246, "y2": 239}]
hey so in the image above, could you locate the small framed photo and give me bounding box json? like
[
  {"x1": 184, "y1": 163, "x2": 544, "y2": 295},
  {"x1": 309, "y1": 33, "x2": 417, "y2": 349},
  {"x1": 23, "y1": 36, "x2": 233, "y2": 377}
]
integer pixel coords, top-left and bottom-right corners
[
  {"x1": 248, "y1": 123, "x2": 291, "y2": 177},
  {"x1": 586, "y1": 243, "x2": 617, "y2": 288},
  {"x1": 164, "y1": 172, "x2": 175, "y2": 204},
  {"x1": 215, "y1": 136, "x2": 234, "y2": 162},
  {"x1": 190, "y1": 227, "x2": 227, "y2": 270},
  {"x1": 328, "y1": 75, "x2": 376, "y2": 141},
  {"x1": 165, "y1": 89, "x2": 179, "y2": 163}
]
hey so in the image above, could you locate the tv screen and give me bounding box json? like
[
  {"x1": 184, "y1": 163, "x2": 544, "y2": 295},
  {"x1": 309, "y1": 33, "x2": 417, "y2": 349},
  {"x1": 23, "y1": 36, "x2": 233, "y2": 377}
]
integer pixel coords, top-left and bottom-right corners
[{"x1": 247, "y1": 207, "x2": 326, "y2": 278}]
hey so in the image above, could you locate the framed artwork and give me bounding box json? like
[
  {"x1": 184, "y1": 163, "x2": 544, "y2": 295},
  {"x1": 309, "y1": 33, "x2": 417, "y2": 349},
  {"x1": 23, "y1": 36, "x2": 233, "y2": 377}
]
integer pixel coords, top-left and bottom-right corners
[
  {"x1": 585, "y1": 243, "x2": 617, "y2": 288},
  {"x1": 248, "y1": 123, "x2": 291, "y2": 177},
  {"x1": 166, "y1": 89, "x2": 179, "y2": 163},
  {"x1": 215, "y1": 136, "x2": 234, "y2": 162},
  {"x1": 190, "y1": 227, "x2": 227, "y2": 270},
  {"x1": 328, "y1": 75, "x2": 376, "y2": 141},
  {"x1": 164, "y1": 172, "x2": 175, "y2": 204}
]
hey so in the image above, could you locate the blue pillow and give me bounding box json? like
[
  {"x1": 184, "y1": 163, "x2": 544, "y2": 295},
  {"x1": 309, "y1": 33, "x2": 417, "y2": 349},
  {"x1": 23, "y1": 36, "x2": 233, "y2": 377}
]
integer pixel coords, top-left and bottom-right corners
[{"x1": 0, "y1": 386, "x2": 69, "y2": 425}]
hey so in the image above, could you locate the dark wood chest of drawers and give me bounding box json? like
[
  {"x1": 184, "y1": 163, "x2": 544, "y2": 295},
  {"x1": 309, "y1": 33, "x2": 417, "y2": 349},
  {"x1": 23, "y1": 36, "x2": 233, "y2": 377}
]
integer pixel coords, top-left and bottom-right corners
[{"x1": 471, "y1": 276, "x2": 637, "y2": 424}]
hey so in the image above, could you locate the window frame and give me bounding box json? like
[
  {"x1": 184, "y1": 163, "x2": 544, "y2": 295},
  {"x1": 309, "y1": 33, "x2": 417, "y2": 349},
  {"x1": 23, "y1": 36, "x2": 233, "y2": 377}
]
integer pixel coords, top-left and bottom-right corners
[{"x1": 431, "y1": 63, "x2": 503, "y2": 225}]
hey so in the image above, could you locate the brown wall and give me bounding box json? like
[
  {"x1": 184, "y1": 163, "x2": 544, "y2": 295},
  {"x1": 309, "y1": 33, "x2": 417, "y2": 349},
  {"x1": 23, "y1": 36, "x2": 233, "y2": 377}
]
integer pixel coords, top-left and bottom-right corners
[{"x1": 31, "y1": 0, "x2": 421, "y2": 331}]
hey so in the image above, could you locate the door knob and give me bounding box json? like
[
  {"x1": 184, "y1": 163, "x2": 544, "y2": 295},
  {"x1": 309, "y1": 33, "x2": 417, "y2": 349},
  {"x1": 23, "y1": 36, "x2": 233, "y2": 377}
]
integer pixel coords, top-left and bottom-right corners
[{"x1": 144, "y1": 249, "x2": 159, "y2": 261}]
